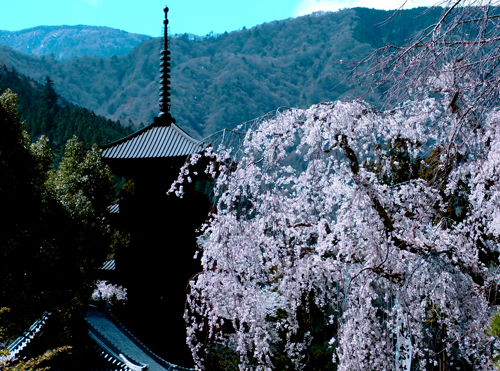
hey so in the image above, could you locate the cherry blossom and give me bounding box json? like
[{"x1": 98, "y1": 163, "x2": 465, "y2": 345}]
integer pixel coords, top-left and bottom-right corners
[
  {"x1": 175, "y1": 1, "x2": 500, "y2": 369},
  {"x1": 92, "y1": 280, "x2": 127, "y2": 304}
]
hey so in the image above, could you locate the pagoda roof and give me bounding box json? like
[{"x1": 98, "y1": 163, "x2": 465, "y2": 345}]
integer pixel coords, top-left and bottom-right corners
[
  {"x1": 108, "y1": 203, "x2": 119, "y2": 214},
  {"x1": 101, "y1": 119, "x2": 205, "y2": 160},
  {"x1": 100, "y1": 259, "x2": 116, "y2": 271}
]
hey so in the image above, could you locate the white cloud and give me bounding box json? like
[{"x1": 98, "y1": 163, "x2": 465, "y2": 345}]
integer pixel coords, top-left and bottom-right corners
[
  {"x1": 294, "y1": 0, "x2": 439, "y2": 17},
  {"x1": 294, "y1": 0, "x2": 348, "y2": 16}
]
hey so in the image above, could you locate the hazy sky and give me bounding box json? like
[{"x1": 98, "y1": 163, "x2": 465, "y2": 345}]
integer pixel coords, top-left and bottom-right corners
[{"x1": 1, "y1": 0, "x2": 438, "y2": 37}]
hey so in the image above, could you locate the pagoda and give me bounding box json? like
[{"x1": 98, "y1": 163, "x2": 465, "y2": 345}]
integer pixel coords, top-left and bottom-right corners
[{"x1": 100, "y1": 6, "x2": 210, "y2": 368}]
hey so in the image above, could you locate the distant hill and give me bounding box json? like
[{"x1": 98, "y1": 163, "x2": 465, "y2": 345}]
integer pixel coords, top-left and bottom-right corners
[
  {"x1": 0, "y1": 8, "x2": 442, "y2": 138},
  {"x1": 0, "y1": 25, "x2": 151, "y2": 60},
  {"x1": 0, "y1": 65, "x2": 133, "y2": 162}
]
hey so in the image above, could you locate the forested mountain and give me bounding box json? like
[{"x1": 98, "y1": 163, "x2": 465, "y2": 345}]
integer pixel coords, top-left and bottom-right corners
[
  {"x1": 0, "y1": 8, "x2": 441, "y2": 138},
  {"x1": 0, "y1": 66, "x2": 133, "y2": 162},
  {"x1": 0, "y1": 25, "x2": 150, "y2": 60}
]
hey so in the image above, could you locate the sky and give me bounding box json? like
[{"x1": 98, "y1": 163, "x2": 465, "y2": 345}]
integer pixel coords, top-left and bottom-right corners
[{"x1": 1, "y1": 0, "x2": 438, "y2": 37}]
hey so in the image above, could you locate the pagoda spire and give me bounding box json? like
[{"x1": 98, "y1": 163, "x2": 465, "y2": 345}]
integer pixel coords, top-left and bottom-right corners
[{"x1": 158, "y1": 5, "x2": 173, "y2": 122}]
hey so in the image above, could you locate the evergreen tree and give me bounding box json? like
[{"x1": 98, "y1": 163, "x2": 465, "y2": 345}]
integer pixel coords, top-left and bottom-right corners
[
  {"x1": 0, "y1": 89, "x2": 114, "y2": 346},
  {"x1": 41, "y1": 76, "x2": 57, "y2": 110},
  {"x1": 0, "y1": 67, "x2": 133, "y2": 163}
]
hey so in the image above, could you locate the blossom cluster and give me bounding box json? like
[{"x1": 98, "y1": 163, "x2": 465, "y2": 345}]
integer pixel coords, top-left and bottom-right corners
[
  {"x1": 92, "y1": 280, "x2": 127, "y2": 304},
  {"x1": 176, "y1": 96, "x2": 500, "y2": 370},
  {"x1": 174, "y1": 1, "x2": 500, "y2": 369}
]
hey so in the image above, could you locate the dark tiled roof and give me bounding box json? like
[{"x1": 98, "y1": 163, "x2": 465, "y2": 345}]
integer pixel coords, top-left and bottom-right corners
[
  {"x1": 86, "y1": 306, "x2": 193, "y2": 371},
  {"x1": 108, "y1": 204, "x2": 119, "y2": 214},
  {"x1": 91, "y1": 343, "x2": 127, "y2": 370},
  {"x1": 0, "y1": 312, "x2": 50, "y2": 362},
  {"x1": 101, "y1": 121, "x2": 204, "y2": 160},
  {"x1": 100, "y1": 260, "x2": 116, "y2": 271}
]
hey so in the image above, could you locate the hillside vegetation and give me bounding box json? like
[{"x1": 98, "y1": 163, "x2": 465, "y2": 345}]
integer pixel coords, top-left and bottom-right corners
[
  {"x1": 0, "y1": 8, "x2": 441, "y2": 138},
  {"x1": 0, "y1": 25, "x2": 150, "y2": 60},
  {"x1": 0, "y1": 66, "x2": 133, "y2": 162}
]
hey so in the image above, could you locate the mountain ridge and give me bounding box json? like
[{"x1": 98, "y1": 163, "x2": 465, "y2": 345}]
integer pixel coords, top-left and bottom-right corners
[
  {"x1": 0, "y1": 25, "x2": 151, "y2": 60},
  {"x1": 0, "y1": 7, "x2": 442, "y2": 138}
]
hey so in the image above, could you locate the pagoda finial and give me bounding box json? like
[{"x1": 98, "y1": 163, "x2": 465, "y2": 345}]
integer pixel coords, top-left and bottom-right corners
[{"x1": 158, "y1": 5, "x2": 172, "y2": 120}]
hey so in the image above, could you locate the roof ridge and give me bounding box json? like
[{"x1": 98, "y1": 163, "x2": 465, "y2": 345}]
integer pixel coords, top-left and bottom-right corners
[
  {"x1": 102, "y1": 307, "x2": 190, "y2": 370},
  {"x1": 1, "y1": 312, "x2": 50, "y2": 362},
  {"x1": 86, "y1": 306, "x2": 193, "y2": 371},
  {"x1": 89, "y1": 330, "x2": 127, "y2": 370},
  {"x1": 87, "y1": 310, "x2": 149, "y2": 370},
  {"x1": 100, "y1": 117, "x2": 174, "y2": 150},
  {"x1": 101, "y1": 121, "x2": 205, "y2": 160},
  {"x1": 170, "y1": 123, "x2": 204, "y2": 145}
]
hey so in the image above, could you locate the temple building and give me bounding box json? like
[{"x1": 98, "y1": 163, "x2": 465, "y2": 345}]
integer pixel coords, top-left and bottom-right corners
[
  {"x1": 98, "y1": 6, "x2": 210, "y2": 369},
  {"x1": 2, "y1": 6, "x2": 210, "y2": 371}
]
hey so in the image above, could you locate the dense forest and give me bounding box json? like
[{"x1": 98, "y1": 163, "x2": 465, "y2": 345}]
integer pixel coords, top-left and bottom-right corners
[
  {"x1": 0, "y1": 88, "x2": 117, "y2": 367},
  {"x1": 0, "y1": 66, "x2": 133, "y2": 162},
  {"x1": 0, "y1": 7, "x2": 442, "y2": 138}
]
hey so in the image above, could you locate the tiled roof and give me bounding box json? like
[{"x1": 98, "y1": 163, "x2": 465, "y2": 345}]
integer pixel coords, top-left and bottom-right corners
[
  {"x1": 108, "y1": 204, "x2": 119, "y2": 214},
  {"x1": 86, "y1": 306, "x2": 193, "y2": 371},
  {"x1": 91, "y1": 343, "x2": 127, "y2": 370},
  {"x1": 100, "y1": 259, "x2": 116, "y2": 271},
  {"x1": 0, "y1": 312, "x2": 50, "y2": 363},
  {"x1": 101, "y1": 121, "x2": 204, "y2": 160}
]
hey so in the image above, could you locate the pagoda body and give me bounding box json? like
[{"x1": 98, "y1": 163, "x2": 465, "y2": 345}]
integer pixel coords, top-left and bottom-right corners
[{"x1": 100, "y1": 7, "x2": 209, "y2": 368}]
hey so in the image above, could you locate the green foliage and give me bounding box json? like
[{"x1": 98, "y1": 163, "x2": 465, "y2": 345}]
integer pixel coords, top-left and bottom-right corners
[
  {"x1": 0, "y1": 307, "x2": 10, "y2": 344},
  {"x1": 267, "y1": 297, "x2": 337, "y2": 371},
  {"x1": 0, "y1": 89, "x2": 114, "y2": 345},
  {"x1": 0, "y1": 332, "x2": 71, "y2": 371},
  {"x1": 352, "y1": 7, "x2": 442, "y2": 48},
  {"x1": 205, "y1": 343, "x2": 240, "y2": 371},
  {"x1": 46, "y1": 137, "x2": 115, "y2": 218},
  {"x1": 0, "y1": 66, "x2": 133, "y2": 163},
  {"x1": 488, "y1": 309, "x2": 500, "y2": 368},
  {"x1": 109, "y1": 230, "x2": 131, "y2": 258},
  {"x1": 418, "y1": 147, "x2": 471, "y2": 226},
  {"x1": 366, "y1": 137, "x2": 421, "y2": 186},
  {"x1": 206, "y1": 296, "x2": 337, "y2": 371},
  {"x1": 120, "y1": 178, "x2": 136, "y2": 196},
  {"x1": 366, "y1": 139, "x2": 474, "y2": 227},
  {"x1": 30, "y1": 135, "x2": 55, "y2": 176}
]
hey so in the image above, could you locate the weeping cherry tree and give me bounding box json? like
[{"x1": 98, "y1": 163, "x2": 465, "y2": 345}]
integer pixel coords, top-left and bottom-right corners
[{"x1": 172, "y1": 1, "x2": 500, "y2": 369}]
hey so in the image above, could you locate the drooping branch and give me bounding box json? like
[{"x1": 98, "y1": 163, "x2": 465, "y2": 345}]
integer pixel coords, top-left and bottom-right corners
[
  {"x1": 338, "y1": 133, "x2": 405, "y2": 246},
  {"x1": 337, "y1": 129, "x2": 491, "y2": 292}
]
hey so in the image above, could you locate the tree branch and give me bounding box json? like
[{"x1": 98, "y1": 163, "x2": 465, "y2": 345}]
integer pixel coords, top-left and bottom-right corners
[{"x1": 337, "y1": 132, "x2": 488, "y2": 290}]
